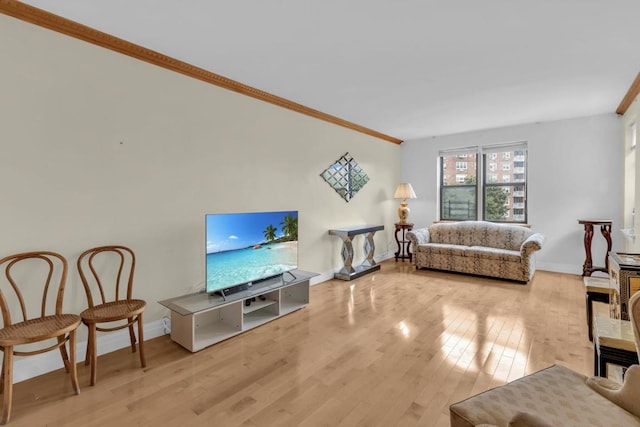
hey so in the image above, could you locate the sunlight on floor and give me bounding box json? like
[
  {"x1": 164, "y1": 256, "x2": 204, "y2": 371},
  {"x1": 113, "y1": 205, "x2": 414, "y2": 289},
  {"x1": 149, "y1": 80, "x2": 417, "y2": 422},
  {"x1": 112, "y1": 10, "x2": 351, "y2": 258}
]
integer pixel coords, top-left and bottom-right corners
[
  {"x1": 439, "y1": 304, "x2": 528, "y2": 382},
  {"x1": 347, "y1": 284, "x2": 356, "y2": 325},
  {"x1": 397, "y1": 321, "x2": 411, "y2": 338}
]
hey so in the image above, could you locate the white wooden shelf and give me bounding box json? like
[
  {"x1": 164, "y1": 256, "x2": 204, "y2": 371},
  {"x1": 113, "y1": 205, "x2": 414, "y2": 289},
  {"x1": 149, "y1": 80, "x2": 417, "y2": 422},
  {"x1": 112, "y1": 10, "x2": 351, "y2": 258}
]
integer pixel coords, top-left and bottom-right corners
[
  {"x1": 242, "y1": 298, "x2": 277, "y2": 314},
  {"x1": 159, "y1": 270, "x2": 316, "y2": 352}
]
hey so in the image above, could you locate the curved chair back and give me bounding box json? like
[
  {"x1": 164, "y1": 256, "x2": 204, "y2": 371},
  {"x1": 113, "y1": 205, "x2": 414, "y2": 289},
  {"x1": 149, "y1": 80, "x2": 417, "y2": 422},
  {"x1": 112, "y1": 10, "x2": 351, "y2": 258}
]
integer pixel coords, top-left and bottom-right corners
[
  {"x1": 628, "y1": 291, "x2": 640, "y2": 358},
  {"x1": 77, "y1": 245, "x2": 135, "y2": 307},
  {"x1": 0, "y1": 251, "x2": 80, "y2": 424},
  {"x1": 0, "y1": 251, "x2": 68, "y2": 327},
  {"x1": 76, "y1": 245, "x2": 145, "y2": 386}
]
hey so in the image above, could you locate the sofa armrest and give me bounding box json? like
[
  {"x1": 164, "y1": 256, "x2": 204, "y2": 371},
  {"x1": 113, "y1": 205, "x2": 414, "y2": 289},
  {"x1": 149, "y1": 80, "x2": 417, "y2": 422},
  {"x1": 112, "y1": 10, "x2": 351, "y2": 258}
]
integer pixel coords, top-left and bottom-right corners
[
  {"x1": 406, "y1": 228, "x2": 430, "y2": 247},
  {"x1": 587, "y1": 364, "x2": 640, "y2": 418},
  {"x1": 520, "y1": 233, "x2": 545, "y2": 257}
]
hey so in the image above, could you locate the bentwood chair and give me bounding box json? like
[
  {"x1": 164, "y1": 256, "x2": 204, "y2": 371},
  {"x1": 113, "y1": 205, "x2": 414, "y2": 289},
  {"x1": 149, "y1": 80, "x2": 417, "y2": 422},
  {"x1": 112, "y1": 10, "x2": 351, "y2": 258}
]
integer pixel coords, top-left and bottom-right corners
[
  {"x1": 77, "y1": 245, "x2": 146, "y2": 386},
  {"x1": 0, "y1": 251, "x2": 81, "y2": 424}
]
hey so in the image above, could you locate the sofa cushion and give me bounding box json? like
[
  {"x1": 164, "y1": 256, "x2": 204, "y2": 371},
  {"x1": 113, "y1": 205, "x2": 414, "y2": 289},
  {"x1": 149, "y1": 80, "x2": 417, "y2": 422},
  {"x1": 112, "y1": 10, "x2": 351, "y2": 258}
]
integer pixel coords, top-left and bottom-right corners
[
  {"x1": 414, "y1": 244, "x2": 522, "y2": 263},
  {"x1": 430, "y1": 221, "x2": 533, "y2": 250},
  {"x1": 449, "y1": 365, "x2": 640, "y2": 427},
  {"x1": 414, "y1": 243, "x2": 468, "y2": 256},
  {"x1": 468, "y1": 246, "x2": 522, "y2": 263}
]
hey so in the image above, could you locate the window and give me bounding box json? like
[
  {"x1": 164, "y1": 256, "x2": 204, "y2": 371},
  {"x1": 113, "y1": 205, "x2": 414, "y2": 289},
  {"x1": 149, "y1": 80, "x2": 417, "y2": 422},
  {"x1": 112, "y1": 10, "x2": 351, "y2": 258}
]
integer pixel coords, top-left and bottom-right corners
[
  {"x1": 439, "y1": 147, "x2": 478, "y2": 220},
  {"x1": 439, "y1": 142, "x2": 528, "y2": 223},
  {"x1": 456, "y1": 162, "x2": 468, "y2": 170}
]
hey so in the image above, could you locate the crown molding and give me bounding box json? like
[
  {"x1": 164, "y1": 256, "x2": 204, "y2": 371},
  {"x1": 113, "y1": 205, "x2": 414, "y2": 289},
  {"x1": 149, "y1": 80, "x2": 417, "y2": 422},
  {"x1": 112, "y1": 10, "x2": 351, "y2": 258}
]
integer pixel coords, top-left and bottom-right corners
[
  {"x1": 0, "y1": 0, "x2": 402, "y2": 144},
  {"x1": 617, "y1": 72, "x2": 640, "y2": 116}
]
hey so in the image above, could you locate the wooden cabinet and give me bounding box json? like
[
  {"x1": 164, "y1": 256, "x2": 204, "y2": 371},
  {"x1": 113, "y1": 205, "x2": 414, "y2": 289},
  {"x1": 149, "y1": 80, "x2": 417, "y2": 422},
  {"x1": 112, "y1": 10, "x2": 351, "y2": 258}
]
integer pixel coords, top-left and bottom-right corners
[
  {"x1": 159, "y1": 270, "x2": 316, "y2": 352},
  {"x1": 608, "y1": 252, "x2": 640, "y2": 320}
]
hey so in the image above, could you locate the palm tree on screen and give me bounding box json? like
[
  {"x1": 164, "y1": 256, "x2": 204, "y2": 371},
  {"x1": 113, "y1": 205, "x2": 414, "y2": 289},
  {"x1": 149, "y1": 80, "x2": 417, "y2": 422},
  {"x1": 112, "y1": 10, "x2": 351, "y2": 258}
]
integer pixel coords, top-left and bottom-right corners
[
  {"x1": 280, "y1": 214, "x2": 298, "y2": 240},
  {"x1": 264, "y1": 224, "x2": 277, "y2": 242}
]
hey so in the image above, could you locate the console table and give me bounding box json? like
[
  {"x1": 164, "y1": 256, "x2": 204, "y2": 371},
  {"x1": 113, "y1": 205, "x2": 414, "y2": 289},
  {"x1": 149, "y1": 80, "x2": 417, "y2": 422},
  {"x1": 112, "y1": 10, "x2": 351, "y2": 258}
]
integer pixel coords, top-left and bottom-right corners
[
  {"x1": 394, "y1": 222, "x2": 413, "y2": 262},
  {"x1": 159, "y1": 270, "x2": 317, "y2": 352},
  {"x1": 578, "y1": 219, "x2": 612, "y2": 276},
  {"x1": 329, "y1": 225, "x2": 384, "y2": 280},
  {"x1": 593, "y1": 315, "x2": 639, "y2": 378}
]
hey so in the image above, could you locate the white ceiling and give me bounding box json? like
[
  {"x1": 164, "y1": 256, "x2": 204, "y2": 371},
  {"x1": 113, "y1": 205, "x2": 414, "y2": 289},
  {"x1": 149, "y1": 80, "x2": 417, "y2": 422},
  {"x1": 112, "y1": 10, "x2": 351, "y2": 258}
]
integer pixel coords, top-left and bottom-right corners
[{"x1": 20, "y1": 0, "x2": 640, "y2": 141}]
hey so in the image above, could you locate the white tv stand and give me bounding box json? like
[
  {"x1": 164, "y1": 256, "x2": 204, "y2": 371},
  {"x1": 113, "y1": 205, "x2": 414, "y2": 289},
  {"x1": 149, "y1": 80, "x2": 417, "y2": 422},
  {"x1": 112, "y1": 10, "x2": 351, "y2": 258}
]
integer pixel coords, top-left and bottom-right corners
[{"x1": 159, "y1": 270, "x2": 316, "y2": 352}]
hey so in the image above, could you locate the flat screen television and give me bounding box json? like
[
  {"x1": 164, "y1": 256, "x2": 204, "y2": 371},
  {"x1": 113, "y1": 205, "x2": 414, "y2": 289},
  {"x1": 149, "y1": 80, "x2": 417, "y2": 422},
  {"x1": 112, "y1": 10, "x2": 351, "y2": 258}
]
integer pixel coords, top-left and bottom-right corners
[{"x1": 205, "y1": 210, "x2": 298, "y2": 296}]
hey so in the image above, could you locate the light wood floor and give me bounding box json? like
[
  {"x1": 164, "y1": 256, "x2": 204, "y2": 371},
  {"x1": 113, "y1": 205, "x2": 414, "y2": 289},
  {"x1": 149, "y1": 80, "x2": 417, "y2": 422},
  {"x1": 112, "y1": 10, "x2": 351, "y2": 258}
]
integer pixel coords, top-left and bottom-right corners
[{"x1": 5, "y1": 261, "x2": 596, "y2": 426}]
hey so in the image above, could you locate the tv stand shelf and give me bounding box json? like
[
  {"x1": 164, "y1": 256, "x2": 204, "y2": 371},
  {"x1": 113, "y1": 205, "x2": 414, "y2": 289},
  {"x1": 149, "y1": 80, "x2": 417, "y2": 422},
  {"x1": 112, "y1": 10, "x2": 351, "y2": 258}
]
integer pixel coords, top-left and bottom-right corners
[
  {"x1": 242, "y1": 298, "x2": 277, "y2": 314},
  {"x1": 159, "y1": 270, "x2": 316, "y2": 352}
]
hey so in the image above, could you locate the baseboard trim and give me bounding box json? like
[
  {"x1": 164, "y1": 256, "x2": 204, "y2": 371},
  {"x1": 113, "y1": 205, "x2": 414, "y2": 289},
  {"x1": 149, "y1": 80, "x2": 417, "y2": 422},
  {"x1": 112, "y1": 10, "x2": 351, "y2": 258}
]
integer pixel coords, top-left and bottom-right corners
[
  {"x1": 310, "y1": 270, "x2": 334, "y2": 286},
  {"x1": 536, "y1": 261, "x2": 582, "y2": 276},
  {"x1": 14, "y1": 319, "x2": 166, "y2": 383}
]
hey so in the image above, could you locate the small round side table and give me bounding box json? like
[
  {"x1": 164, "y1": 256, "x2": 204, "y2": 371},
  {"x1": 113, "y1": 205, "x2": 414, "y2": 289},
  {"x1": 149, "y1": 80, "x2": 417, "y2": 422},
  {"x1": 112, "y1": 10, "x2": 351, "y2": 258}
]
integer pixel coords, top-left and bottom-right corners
[{"x1": 394, "y1": 222, "x2": 413, "y2": 262}]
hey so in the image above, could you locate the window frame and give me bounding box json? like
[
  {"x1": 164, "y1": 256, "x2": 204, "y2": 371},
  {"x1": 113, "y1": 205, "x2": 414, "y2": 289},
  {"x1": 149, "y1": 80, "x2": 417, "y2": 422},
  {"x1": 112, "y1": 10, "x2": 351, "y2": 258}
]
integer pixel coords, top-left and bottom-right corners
[
  {"x1": 439, "y1": 142, "x2": 528, "y2": 223},
  {"x1": 439, "y1": 147, "x2": 478, "y2": 221}
]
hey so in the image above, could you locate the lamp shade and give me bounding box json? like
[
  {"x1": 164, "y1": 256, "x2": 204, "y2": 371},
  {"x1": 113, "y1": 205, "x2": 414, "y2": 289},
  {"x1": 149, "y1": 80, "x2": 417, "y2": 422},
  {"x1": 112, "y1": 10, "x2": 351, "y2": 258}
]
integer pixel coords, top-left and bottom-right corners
[{"x1": 394, "y1": 183, "x2": 417, "y2": 200}]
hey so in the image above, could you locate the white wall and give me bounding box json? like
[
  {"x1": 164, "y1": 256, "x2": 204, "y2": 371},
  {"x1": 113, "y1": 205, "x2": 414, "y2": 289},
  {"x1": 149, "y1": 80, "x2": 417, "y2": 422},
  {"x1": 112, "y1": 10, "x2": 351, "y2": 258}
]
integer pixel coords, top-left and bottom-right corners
[
  {"x1": 0, "y1": 14, "x2": 401, "y2": 380},
  {"x1": 401, "y1": 114, "x2": 624, "y2": 274}
]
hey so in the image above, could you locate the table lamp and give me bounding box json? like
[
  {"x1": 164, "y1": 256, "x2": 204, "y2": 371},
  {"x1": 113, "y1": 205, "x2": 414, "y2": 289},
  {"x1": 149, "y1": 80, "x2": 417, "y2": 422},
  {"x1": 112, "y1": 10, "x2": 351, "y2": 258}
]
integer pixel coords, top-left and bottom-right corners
[{"x1": 394, "y1": 183, "x2": 417, "y2": 224}]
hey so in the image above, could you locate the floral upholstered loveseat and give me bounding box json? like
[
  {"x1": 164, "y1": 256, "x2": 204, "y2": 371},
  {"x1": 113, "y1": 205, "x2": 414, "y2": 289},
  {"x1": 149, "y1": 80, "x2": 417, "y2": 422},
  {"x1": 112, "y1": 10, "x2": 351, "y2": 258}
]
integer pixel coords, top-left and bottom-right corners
[{"x1": 406, "y1": 221, "x2": 544, "y2": 283}]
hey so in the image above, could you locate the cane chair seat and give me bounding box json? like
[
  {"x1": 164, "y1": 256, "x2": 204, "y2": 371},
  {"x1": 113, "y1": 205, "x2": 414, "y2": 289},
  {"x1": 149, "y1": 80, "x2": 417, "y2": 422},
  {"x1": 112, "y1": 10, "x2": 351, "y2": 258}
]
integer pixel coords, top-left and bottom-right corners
[
  {"x1": 80, "y1": 300, "x2": 146, "y2": 324},
  {"x1": 77, "y1": 245, "x2": 146, "y2": 386},
  {"x1": 0, "y1": 314, "x2": 80, "y2": 346}
]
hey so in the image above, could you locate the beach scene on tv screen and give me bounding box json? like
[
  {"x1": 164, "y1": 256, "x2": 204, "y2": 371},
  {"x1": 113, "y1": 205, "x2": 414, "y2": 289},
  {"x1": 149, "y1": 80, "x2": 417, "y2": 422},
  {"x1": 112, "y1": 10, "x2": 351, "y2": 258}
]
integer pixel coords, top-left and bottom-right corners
[{"x1": 206, "y1": 211, "x2": 298, "y2": 292}]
